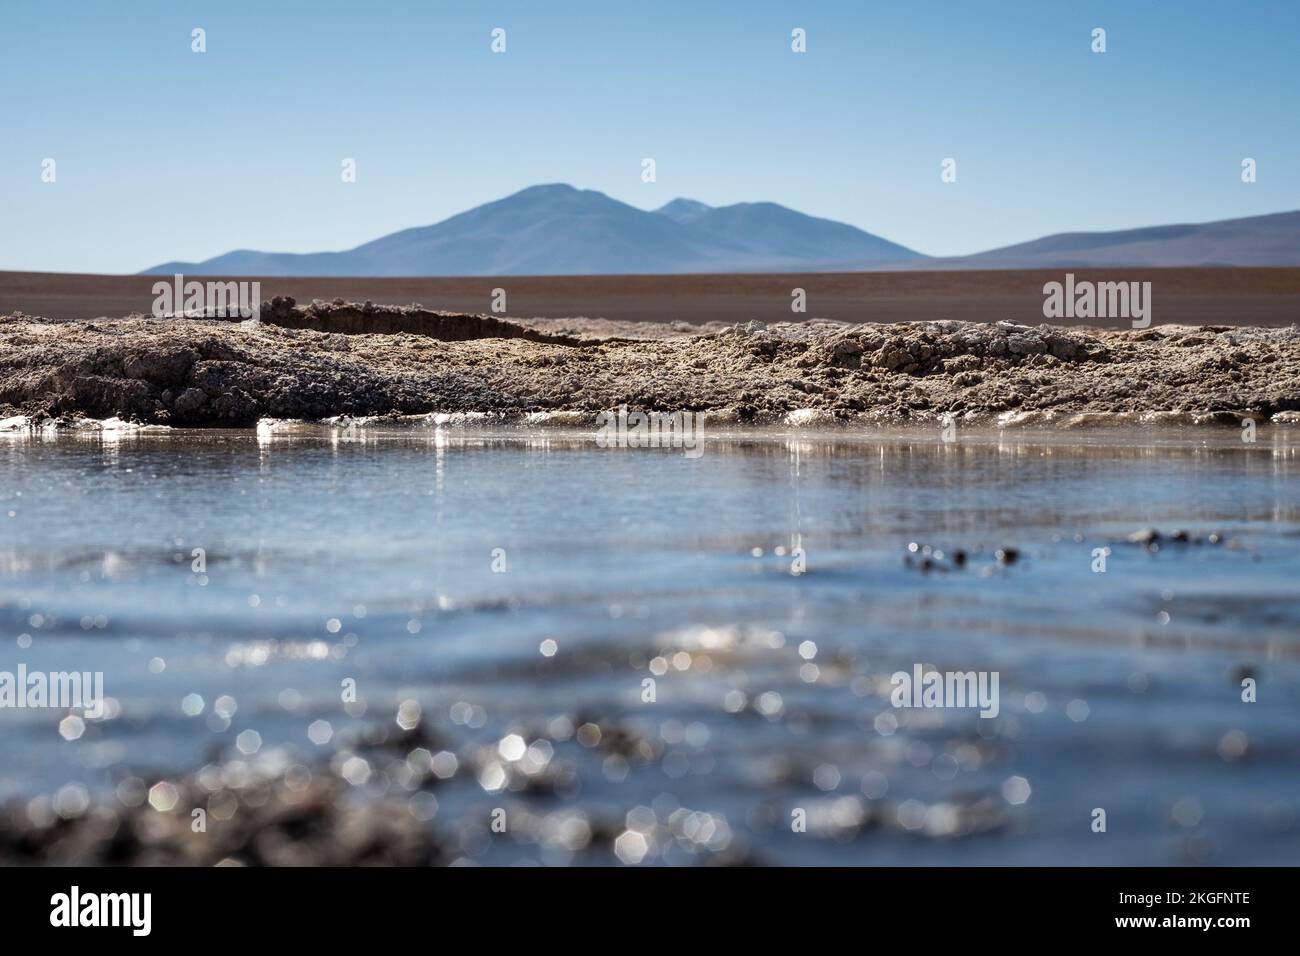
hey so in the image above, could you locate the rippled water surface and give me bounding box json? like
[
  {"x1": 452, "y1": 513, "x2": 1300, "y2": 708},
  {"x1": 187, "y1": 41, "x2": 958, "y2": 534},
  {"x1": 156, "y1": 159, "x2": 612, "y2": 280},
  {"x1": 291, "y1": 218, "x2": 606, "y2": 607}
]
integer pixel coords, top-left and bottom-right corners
[{"x1": 2, "y1": 425, "x2": 1298, "y2": 865}]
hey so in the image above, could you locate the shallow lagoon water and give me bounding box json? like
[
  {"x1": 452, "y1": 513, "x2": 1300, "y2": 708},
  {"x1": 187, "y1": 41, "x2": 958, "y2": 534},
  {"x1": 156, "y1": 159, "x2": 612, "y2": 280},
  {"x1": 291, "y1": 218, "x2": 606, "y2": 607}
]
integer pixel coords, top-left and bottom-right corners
[{"x1": 1, "y1": 425, "x2": 1298, "y2": 865}]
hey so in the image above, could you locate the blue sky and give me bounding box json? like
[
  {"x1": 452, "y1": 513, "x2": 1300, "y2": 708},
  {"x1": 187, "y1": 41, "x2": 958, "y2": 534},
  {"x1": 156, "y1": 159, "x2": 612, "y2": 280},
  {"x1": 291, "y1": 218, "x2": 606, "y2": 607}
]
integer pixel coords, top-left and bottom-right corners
[{"x1": 2, "y1": 0, "x2": 1297, "y2": 274}]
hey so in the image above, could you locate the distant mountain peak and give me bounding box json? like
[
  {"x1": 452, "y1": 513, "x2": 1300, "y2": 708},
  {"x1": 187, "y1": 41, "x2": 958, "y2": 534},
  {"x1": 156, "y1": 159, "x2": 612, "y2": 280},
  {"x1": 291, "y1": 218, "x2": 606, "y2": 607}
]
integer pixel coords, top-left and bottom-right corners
[
  {"x1": 508, "y1": 182, "x2": 579, "y2": 197},
  {"x1": 655, "y1": 198, "x2": 714, "y2": 223},
  {"x1": 140, "y1": 183, "x2": 923, "y2": 277}
]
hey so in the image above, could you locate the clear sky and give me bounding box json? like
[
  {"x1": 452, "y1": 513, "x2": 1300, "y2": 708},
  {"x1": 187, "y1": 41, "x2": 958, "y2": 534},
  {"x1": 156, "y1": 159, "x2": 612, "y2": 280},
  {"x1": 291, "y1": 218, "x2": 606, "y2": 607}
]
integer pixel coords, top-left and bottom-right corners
[{"x1": 2, "y1": 0, "x2": 1297, "y2": 274}]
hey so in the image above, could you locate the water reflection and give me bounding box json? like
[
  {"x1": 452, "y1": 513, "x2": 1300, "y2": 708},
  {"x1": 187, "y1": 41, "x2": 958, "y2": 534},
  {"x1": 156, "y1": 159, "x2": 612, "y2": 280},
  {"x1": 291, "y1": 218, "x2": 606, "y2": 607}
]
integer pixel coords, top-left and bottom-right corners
[{"x1": 0, "y1": 426, "x2": 1297, "y2": 864}]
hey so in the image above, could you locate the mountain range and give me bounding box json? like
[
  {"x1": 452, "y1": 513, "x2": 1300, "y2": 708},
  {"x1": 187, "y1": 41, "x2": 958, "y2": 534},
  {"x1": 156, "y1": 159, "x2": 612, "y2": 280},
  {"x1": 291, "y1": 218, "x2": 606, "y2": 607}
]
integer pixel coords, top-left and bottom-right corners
[{"x1": 142, "y1": 184, "x2": 1300, "y2": 276}]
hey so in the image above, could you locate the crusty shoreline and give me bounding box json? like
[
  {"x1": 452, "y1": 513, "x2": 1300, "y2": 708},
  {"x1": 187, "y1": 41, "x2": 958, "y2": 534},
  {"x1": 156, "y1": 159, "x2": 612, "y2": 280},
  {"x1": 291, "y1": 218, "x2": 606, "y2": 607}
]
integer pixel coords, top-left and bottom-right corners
[{"x1": 2, "y1": 299, "x2": 1298, "y2": 428}]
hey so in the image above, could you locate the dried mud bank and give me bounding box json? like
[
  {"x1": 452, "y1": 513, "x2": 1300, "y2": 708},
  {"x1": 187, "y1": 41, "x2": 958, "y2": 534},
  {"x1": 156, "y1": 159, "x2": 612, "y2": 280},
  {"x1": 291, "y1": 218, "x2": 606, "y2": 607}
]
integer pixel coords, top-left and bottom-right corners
[
  {"x1": 257, "y1": 295, "x2": 584, "y2": 344},
  {"x1": 2, "y1": 304, "x2": 1299, "y2": 428}
]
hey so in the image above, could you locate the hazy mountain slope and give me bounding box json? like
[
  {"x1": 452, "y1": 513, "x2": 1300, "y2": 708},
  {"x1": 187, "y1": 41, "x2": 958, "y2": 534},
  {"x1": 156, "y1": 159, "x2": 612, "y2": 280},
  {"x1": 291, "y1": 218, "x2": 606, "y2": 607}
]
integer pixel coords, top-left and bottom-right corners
[{"x1": 925, "y1": 210, "x2": 1300, "y2": 269}]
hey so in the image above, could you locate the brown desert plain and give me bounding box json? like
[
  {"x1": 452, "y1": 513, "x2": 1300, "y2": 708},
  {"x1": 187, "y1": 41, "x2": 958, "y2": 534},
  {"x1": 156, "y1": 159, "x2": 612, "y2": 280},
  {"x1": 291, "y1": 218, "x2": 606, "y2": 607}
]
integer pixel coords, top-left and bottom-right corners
[{"x1": 3, "y1": 267, "x2": 1299, "y2": 329}]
